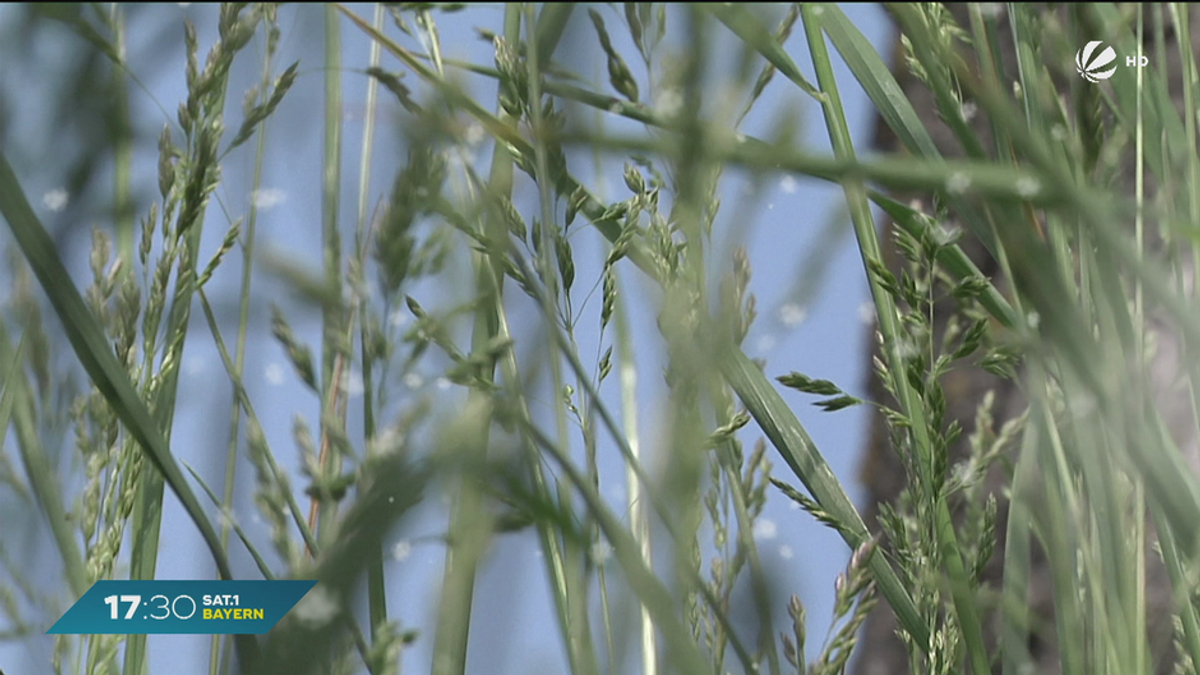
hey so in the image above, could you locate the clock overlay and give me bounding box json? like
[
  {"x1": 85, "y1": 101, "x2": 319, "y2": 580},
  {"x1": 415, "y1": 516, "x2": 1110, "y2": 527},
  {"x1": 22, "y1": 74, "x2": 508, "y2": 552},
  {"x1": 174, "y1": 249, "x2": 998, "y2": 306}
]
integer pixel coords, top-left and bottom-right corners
[{"x1": 48, "y1": 580, "x2": 318, "y2": 634}]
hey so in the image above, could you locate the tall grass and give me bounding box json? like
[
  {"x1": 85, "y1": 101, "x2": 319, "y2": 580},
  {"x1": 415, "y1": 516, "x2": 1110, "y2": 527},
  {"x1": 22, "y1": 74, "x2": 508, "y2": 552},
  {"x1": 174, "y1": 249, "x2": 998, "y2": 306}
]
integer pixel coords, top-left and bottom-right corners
[{"x1": 2, "y1": 3, "x2": 1200, "y2": 675}]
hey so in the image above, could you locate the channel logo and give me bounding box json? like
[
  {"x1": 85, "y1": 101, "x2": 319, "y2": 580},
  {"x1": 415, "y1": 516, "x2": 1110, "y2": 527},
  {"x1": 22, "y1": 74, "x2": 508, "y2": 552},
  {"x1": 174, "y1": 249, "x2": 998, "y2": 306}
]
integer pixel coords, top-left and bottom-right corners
[{"x1": 1075, "y1": 41, "x2": 1117, "y2": 82}]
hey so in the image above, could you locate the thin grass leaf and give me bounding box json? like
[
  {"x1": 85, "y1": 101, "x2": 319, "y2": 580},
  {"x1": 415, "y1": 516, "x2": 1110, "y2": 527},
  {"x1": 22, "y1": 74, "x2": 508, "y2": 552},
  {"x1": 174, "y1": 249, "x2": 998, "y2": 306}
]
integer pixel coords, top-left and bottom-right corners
[
  {"x1": 920, "y1": 8, "x2": 1200, "y2": 562},
  {"x1": 0, "y1": 150, "x2": 260, "y2": 669},
  {"x1": 706, "y1": 4, "x2": 822, "y2": 101},
  {"x1": 0, "y1": 331, "x2": 30, "y2": 503},
  {"x1": 505, "y1": 246, "x2": 762, "y2": 675},
  {"x1": 1000, "y1": 437, "x2": 1036, "y2": 675},
  {"x1": 312, "y1": 2, "x2": 347, "y2": 557},
  {"x1": 185, "y1": 464, "x2": 275, "y2": 580},
  {"x1": 804, "y1": 9, "x2": 995, "y2": 665},
  {"x1": 1084, "y1": 3, "x2": 1185, "y2": 187},
  {"x1": 429, "y1": 8, "x2": 536, "y2": 675},
  {"x1": 533, "y1": 3, "x2": 574, "y2": 65},
  {"x1": 0, "y1": 324, "x2": 87, "y2": 597},
  {"x1": 1154, "y1": 509, "x2": 1200, "y2": 675},
  {"x1": 354, "y1": 1, "x2": 389, "y2": 645},
  {"x1": 196, "y1": 288, "x2": 322, "y2": 557},
  {"x1": 718, "y1": 345, "x2": 930, "y2": 651},
  {"x1": 214, "y1": 0, "x2": 282, "y2": 602},
  {"x1": 559, "y1": 128, "x2": 1074, "y2": 207},
  {"x1": 816, "y1": 3, "x2": 941, "y2": 159},
  {"x1": 522, "y1": 421, "x2": 726, "y2": 675},
  {"x1": 609, "y1": 264, "x2": 657, "y2": 675}
]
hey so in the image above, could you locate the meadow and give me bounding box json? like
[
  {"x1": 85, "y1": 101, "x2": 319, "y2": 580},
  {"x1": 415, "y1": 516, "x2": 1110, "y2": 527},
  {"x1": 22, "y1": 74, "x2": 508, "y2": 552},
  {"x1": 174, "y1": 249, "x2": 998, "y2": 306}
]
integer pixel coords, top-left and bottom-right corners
[{"x1": 1, "y1": 4, "x2": 1197, "y2": 675}]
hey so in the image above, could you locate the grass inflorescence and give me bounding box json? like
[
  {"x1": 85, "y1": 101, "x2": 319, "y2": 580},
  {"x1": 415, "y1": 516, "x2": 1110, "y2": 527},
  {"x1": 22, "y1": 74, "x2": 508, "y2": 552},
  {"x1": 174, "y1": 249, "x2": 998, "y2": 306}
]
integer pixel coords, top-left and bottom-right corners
[{"x1": 2, "y1": 4, "x2": 1200, "y2": 675}]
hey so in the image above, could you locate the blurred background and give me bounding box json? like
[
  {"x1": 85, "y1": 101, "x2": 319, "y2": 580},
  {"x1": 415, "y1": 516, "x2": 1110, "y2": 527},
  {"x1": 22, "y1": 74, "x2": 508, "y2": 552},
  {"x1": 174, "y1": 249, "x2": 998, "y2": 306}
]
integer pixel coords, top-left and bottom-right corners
[{"x1": 0, "y1": 4, "x2": 893, "y2": 673}]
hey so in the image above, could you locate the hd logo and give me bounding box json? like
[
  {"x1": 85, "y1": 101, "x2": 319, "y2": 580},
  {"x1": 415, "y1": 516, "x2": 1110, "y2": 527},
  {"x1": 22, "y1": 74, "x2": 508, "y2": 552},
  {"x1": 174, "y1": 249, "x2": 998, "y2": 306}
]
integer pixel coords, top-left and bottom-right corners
[{"x1": 1075, "y1": 40, "x2": 1148, "y2": 82}]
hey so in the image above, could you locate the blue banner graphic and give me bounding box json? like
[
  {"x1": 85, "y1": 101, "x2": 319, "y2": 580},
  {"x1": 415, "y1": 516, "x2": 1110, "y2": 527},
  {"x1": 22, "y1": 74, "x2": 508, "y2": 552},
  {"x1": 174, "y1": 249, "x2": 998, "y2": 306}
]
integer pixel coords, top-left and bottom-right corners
[{"x1": 48, "y1": 580, "x2": 317, "y2": 635}]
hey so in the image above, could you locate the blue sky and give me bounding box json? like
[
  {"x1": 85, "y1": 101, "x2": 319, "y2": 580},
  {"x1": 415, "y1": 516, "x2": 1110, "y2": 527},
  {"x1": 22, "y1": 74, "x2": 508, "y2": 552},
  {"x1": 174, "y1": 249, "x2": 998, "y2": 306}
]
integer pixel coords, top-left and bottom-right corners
[{"x1": 0, "y1": 4, "x2": 893, "y2": 673}]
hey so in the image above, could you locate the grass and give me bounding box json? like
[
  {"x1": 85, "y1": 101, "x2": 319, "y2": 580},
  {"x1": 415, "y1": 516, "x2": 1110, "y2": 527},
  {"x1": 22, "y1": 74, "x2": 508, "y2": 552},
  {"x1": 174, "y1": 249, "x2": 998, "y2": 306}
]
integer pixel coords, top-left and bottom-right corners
[{"x1": 2, "y1": 3, "x2": 1200, "y2": 675}]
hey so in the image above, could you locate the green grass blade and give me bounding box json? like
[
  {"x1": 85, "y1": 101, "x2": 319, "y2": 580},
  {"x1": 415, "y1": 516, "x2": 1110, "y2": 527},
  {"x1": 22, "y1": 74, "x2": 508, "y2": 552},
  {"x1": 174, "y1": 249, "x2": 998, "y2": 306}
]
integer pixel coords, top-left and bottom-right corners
[
  {"x1": 521, "y1": 5, "x2": 601, "y2": 674},
  {"x1": 560, "y1": 128, "x2": 1068, "y2": 205},
  {"x1": 802, "y1": 6, "x2": 986, "y2": 667},
  {"x1": 1001, "y1": 433, "x2": 1037, "y2": 675},
  {"x1": 521, "y1": 421, "x2": 717, "y2": 675},
  {"x1": 185, "y1": 463, "x2": 275, "y2": 581},
  {"x1": 504, "y1": 245, "x2": 763, "y2": 674},
  {"x1": 1154, "y1": 508, "x2": 1200, "y2": 674},
  {"x1": 717, "y1": 345, "x2": 929, "y2": 651},
  {"x1": 0, "y1": 150, "x2": 260, "y2": 670},
  {"x1": 883, "y1": 4, "x2": 987, "y2": 160},
  {"x1": 0, "y1": 330, "x2": 24, "y2": 481},
  {"x1": 612, "y1": 268, "x2": 657, "y2": 675},
  {"x1": 1083, "y1": 3, "x2": 1185, "y2": 186},
  {"x1": 317, "y1": 1, "x2": 346, "y2": 548},
  {"x1": 196, "y1": 288, "x2": 322, "y2": 558},
  {"x1": 816, "y1": 3, "x2": 941, "y2": 159},
  {"x1": 534, "y1": 2, "x2": 575, "y2": 63},
  {"x1": 706, "y1": 4, "x2": 822, "y2": 100},
  {"x1": 0, "y1": 323, "x2": 87, "y2": 596},
  {"x1": 431, "y1": 7, "x2": 518, "y2": 675},
  {"x1": 356, "y1": 1, "x2": 389, "y2": 645},
  {"x1": 924, "y1": 13, "x2": 1200, "y2": 565}
]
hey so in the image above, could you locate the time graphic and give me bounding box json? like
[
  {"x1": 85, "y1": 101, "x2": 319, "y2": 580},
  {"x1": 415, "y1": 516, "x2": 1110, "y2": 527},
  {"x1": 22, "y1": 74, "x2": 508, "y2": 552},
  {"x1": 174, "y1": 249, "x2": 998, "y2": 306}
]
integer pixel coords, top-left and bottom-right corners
[
  {"x1": 105, "y1": 593, "x2": 199, "y2": 621},
  {"x1": 103, "y1": 593, "x2": 262, "y2": 622},
  {"x1": 50, "y1": 580, "x2": 316, "y2": 635}
]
